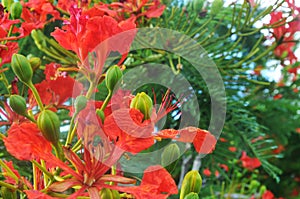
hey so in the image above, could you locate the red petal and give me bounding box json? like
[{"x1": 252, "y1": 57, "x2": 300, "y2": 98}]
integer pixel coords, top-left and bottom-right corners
[
  {"x1": 99, "y1": 174, "x2": 136, "y2": 184},
  {"x1": 193, "y1": 129, "x2": 217, "y2": 154},
  {"x1": 49, "y1": 178, "x2": 80, "y2": 192},
  {"x1": 156, "y1": 129, "x2": 179, "y2": 139},
  {"x1": 141, "y1": 165, "x2": 178, "y2": 195},
  {"x1": 25, "y1": 190, "x2": 56, "y2": 199},
  {"x1": 3, "y1": 122, "x2": 52, "y2": 161}
]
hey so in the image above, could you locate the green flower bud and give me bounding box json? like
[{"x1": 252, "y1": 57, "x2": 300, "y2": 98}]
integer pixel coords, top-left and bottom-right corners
[
  {"x1": 10, "y1": 2, "x2": 22, "y2": 19},
  {"x1": 74, "y1": 95, "x2": 87, "y2": 113},
  {"x1": 130, "y1": 92, "x2": 153, "y2": 120},
  {"x1": 249, "y1": 180, "x2": 260, "y2": 190},
  {"x1": 180, "y1": 170, "x2": 202, "y2": 199},
  {"x1": 100, "y1": 188, "x2": 114, "y2": 199},
  {"x1": 96, "y1": 109, "x2": 105, "y2": 123},
  {"x1": 9, "y1": 94, "x2": 27, "y2": 116},
  {"x1": 105, "y1": 65, "x2": 123, "y2": 92},
  {"x1": 37, "y1": 110, "x2": 60, "y2": 145},
  {"x1": 1, "y1": 187, "x2": 17, "y2": 199},
  {"x1": 111, "y1": 190, "x2": 120, "y2": 199},
  {"x1": 161, "y1": 143, "x2": 180, "y2": 171},
  {"x1": 210, "y1": 0, "x2": 224, "y2": 16},
  {"x1": 184, "y1": 192, "x2": 199, "y2": 199},
  {"x1": 2, "y1": 0, "x2": 13, "y2": 11},
  {"x1": 193, "y1": 0, "x2": 204, "y2": 13},
  {"x1": 11, "y1": 54, "x2": 33, "y2": 85},
  {"x1": 29, "y1": 57, "x2": 41, "y2": 71},
  {"x1": 259, "y1": 185, "x2": 267, "y2": 196}
]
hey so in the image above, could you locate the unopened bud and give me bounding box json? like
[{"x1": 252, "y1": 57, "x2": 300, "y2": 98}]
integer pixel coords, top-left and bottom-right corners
[
  {"x1": 105, "y1": 65, "x2": 122, "y2": 92},
  {"x1": 11, "y1": 54, "x2": 33, "y2": 85},
  {"x1": 100, "y1": 188, "x2": 114, "y2": 199},
  {"x1": 180, "y1": 170, "x2": 202, "y2": 199},
  {"x1": 130, "y1": 92, "x2": 153, "y2": 120},
  {"x1": 259, "y1": 185, "x2": 267, "y2": 196},
  {"x1": 37, "y1": 110, "x2": 60, "y2": 145},
  {"x1": 210, "y1": 0, "x2": 223, "y2": 16},
  {"x1": 10, "y1": 2, "x2": 22, "y2": 19},
  {"x1": 111, "y1": 190, "x2": 120, "y2": 199},
  {"x1": 193, "y1": 0, "x2": 204, "y2": 13},
  {"x1": 9, "y1": 95, "x2": 27, "y2": 116},
  {"x1": 161, "y1": 143, "x2": 180, "y2": 170},
  {"x1": 2, "y1": 0, "x2": 13, "y2": 11},
  {"x1": 249, "y1": 180, "x2": 260, "y2": 190},
  {"x1": 184, "y1": 192, "x2": 199, "y2": 199},
  {"x1": 29, "y1": 57, "x2": 41, "y2": 71},
  {"x1": 74, "y1": 95, "x2": 87, "y2": 113}
]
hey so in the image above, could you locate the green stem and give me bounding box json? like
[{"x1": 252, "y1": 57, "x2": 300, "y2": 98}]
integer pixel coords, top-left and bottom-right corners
[
  {"x1": 53, "y1": 143, "x2": 64, "y2": 161},
  {"x1": 33, "y1": 163, "x2": 37, "y2": 190},
  {"x1": 71, "y1": 139, "x2": 82, "y2": 152},
  {"x1": 100, "y1": 90, "x2": 112, "y2": 112},
  {"x1": 0, "y1": 181, "x2": 17, "y2": 190},
  {"x1": 65, "y1": 121, "x2": 78, "y2": 147},
  {"x1": 28, "y1": 82, "x2": 44, "y2": 111},
  {"x1": 31, "y1": 160, "x2": 54, "y2": 181},
  {"x1": 24, "y1": 113, "x2": 36, "y2": 122},
  {"x1": 0, "y1": 160, "x2": 19, "y2": 183},
  {"x1": 0, "y1": 72, "x2": 11, "y2": 95}
]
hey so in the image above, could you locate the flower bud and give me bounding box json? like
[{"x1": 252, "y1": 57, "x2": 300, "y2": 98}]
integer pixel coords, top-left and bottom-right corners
[
  {"x1": 2, "y1": 0, "x2": 13, "y2": 11},
  {"x1": 259, "y1": 185, "x2": 267, "y2": 196},
  {"x1": 249, "y1": 180, "x2": 260, "y2": 190},
  {"x1": 29, "y1": 57, "x2": 41, "y2": 71},
  {"x1": 193, "y1": 0, "x2": 204, "y2": 13},
  {"x1": 9, "y1": 94, "x2": 27, "y2": 116},
  {"x1": 210, "y1": 0, "x2": 223, "y2": 16},
  {"x1": 130, "y1": 92, "x2": 153, "y2": 120},
  {"x1": 161, "y1": 143, "x2": 180, "y2": 168},
  {"x1": 10, "y1": 2, "x2": 22, "y2": 19},
  {"x1": 1, "y1": 187, "x2": 17, "y2": 199},
  {"x1": 180, "y1": 170, "x2": 202, "y2": 199},
  {"x1": 99, "y1": 189, "x2": 120, "y2": 199},
  {"x1": 111, "y1": 190, "x2": 120, "y2": 199},
  {"x1": 74, "y1": 95, "x2": 87, "y2": 113},
  {"x1": 11, "y1": 54, "x2": 33, "y2": 85},
  {"x1": 105, "y1": 65, "x2": 122, "y2": 92},
  {"x1": 37, "y1": 110, "x2": 60, "y2": 145},
  {"x1": 184, "y1": 192, "x2": 199, "y2": 199}
]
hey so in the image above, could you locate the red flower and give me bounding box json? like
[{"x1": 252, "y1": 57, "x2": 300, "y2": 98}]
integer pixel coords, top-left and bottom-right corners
[
  {"x1": 51, "y1": 5, "x2": 136, "y2": 70},
  {"x1": 109, "y1": 165, "x2": 178, "y2": 199},
  {"x1": 29, "y1": 63, "x2": 82, "y2": 109},
  {"x1": 20, "y1": 0, "x2": 60, "y2": 36},
  {"x1": 117, "y1": 0, "x2": 166, "y2": 22},
  {"x1": 203, "y1": 168, "x2": 211, "y2": 176},
  {"x1": 1, "y1": 161, "x2": 32, "y2": 190},
  {"x1": 24, "y1": 190, "x2": 57, "y2": 199},
  {"x1": 3, "y1": 122, "x2": 52, "y2": 161},
  {"x1": 104, "y1": 108, "x2": 155, "y2": 154},
  {"x1": 0, "y1": 42, "x2": 18, "y2": 67},
  {"x1": 272, "y1": 144, "x2": 285, "y2": 154},
  {"x1": 175, "y1": 127, "x2": 217, "y2": 154},
  {"x1": 240, "y1": 151, "x2": 261, "y2": 171},
  {"x1": 49, "y1": 147, "x2": 135, "y2": 199},
  {"x1": 262, "y1": 190, "x2": 275, "y2": 199},
  {"x1": 228, "y1": 146, "x2": 237, "y2": 152},
  {"x1": 268, "y1": 11, "x2": 300, "y2": 65},
  {"x1": 219, "y1": 164, "x2": 229, "y2": 172},
  {"x1": 273, "y1": 94, "x2": 283, "y2": 100}
]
